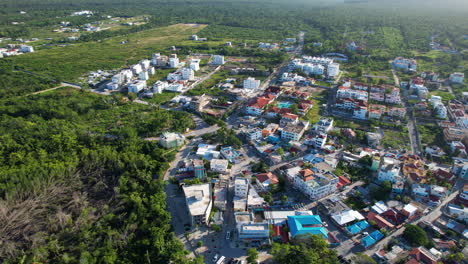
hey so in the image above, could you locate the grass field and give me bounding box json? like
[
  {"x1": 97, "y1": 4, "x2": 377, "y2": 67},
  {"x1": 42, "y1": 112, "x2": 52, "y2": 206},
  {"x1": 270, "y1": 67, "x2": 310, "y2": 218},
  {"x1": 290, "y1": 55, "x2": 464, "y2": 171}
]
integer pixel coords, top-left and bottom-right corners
[
  {"x1": 418, "y1": 122, "x2": 445, "y2": 148},
  {"x1": 429, "y1": 90, "x2": 455, "y2": 103},
  {"x1": 8, "y1": 24, "x2": 207, "y2": 81},
  {"x1": 381, "y1": 129, "x2": 411, "y2": 150}
]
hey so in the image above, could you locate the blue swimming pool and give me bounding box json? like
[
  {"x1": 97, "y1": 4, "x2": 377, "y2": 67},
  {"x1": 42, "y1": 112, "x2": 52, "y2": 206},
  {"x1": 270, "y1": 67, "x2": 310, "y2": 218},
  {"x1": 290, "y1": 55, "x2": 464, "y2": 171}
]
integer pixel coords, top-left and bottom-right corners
[{"x1": 278, "y1": 101, "x2": 293, "y2": 109}]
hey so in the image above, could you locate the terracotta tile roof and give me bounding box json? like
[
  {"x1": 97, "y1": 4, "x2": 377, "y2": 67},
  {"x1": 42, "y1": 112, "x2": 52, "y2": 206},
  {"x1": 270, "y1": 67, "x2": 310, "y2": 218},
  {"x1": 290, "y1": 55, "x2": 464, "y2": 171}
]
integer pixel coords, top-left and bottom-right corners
[{"x1": 255, "y1": 172, "x2": 279, "y2": 185}]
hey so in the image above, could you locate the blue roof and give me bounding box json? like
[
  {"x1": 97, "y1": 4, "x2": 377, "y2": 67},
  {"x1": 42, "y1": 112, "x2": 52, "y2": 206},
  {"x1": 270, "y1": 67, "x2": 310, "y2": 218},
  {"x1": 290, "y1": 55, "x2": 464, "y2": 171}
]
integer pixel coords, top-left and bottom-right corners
[
  {"x1": 346, "y1": 224, "x2": 361, "y2": 235},
  {"x1": 287, "y1": 215, "x2": 328, "y2": 239},
  {"x1": 370, "y1": 230, "x2": 384, "y2": 241},
  {"x1": 361, "y1": 236, "x2": 376, "y2": 248},
  {"x1": 346, "y1": 220, "x2": 369, "y2": 235},
  {"x1": 356, "y1": 220, "x2": 370, "y2": 230},
  {"x1": 267, "y1": 135, "x2": 280, "y2": 143}
]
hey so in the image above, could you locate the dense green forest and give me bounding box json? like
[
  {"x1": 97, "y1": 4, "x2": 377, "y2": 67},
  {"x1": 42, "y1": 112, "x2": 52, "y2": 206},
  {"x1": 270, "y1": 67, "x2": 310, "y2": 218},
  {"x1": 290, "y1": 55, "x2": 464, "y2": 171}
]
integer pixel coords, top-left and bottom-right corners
[{"x1": 0, "y1": 88, "x2": 199, "y2": 263}]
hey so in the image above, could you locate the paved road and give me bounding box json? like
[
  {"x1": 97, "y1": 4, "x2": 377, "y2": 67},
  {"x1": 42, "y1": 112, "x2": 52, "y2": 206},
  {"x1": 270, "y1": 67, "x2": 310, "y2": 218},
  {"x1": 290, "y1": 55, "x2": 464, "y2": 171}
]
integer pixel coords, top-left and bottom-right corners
[
  {"x1": 360, "y1": 189, "x2": 460, "y2": 257},
  {"x1": 391, "y1": 67, "x2": 420, "y2": 154}
]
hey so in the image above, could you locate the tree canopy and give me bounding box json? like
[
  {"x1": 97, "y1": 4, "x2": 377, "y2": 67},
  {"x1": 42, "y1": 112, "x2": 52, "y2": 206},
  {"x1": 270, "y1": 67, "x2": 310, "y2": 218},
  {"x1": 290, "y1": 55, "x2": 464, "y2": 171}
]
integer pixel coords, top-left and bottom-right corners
[{"x1": 271, "y1": 234, "x2": 339, "y2": 264}]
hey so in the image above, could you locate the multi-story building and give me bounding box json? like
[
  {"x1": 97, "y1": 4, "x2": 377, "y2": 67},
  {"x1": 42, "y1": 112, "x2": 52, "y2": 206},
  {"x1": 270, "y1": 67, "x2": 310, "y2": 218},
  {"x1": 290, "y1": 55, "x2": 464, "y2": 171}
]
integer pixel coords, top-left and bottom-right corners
[
  {"x1": 370, "y1": 92, "x2": 385, "y2": 102},
  {"x1": 210, "y1": 159, "x2": 229, "y2": 173},
  {"x1": 378, "y1": 163, "x2": 402, "y2": 183},
  {"x1": 450, "y1": 141, "x2": 467, "y2": 156},
  {"x1": 280, "y1": 113, "x2": 299, "y2": 126},
  {"x1": 353, "y1": 82, "x2": 368, "y2": 91},
  {"x1": 246, "y1": 128, "x2": 263, "y2": 141},
  {"x1": 152, "y1": 81, "x2": 169, "y2": 94},
  {"x1": 448, "y1": 101, "x2": 468, "y2": 128},
  {"x1": 368, "y1": 109, "x2": 383, "y2": 119},
  {"x1": 245, "y1": 96, "x2": 272, "y2": 116},
  {"x1": 183, "y1": 184, "x2": 212, "y2": 226},
  {"x1": 139, "y1": 71, "x2": 149, "y2": 81},
  {"x1": 434, "y1": 104, "x2": 448, "y2": 119},
  {"x1": 235, "y1": 178, "x2": 249, "y2": 198},
  {"x1": 212, "y1": 55, "x2": 225, "y2": 65},
  {"x1": 189, "y1": 59, "x2": 200, "y2": 71},
  {"x1": 128, "y1": 80, "x2": 147, "y2": 93},
  {"x1": 314, "y1": 118, "x2": 334, "y2": 133},
  {"x1": 336, "y1": 86, "x2": 368, "y2": 101},
  {"x1": 285, "y1": 167, "x2": 338, "y2": 200},
  {"x1": 353, "y1": 106, "x2": 367, "y2": 120},
  {"x1": 165, "y1": 83, "x2": 184, "y2": 92},
  {"x1": 289, "y1": 56, "x2": 339, "y2": 78},
  {"x1": 327, "y1": 63, "x2": 340, "y2": 78},
  {"x1": 387, "y1": 107, "x2": 406, "y2": 118},
  {"x1": 169, "y1": 56, "x2": 180, "y2": 68},
  {"x1": 237, "y1": 223, "x2": 270, "y2": 244},
  {"x1": 243, "y1": 77, "x2": 261, "y2": 90},
  {"x1": 311, "y1": 133, "x2": 327, "y2": 149},
  {"x1": 19, "y1": 45, "x2": 34, "y2": 53},
  {"x1": 280, "y1": 123, "x2": 308, "y2": 141},
  {"x1": 392, "y1": 57, "x2": 417, "y2": 72},
  {"x1": 140, "y1": 59, "x2": 151, "y2": 70},
  {"x1": 131, "y1": 64, "x2": 143, "y2": 75},
  {"x1": 385, "y1": 94, "x2": 401, "y2": 105},
  {"x1": 452, "y1": 159, "x2": 468, "y2": 179},
  {"x1": 188, "y1": 159, "x2": 205, "y2": 179},
  {"x1": 449, "y1": 72, "x2": 465, "y2": 84},
  {"x1": 159, "y1": 132, "x2": 185, "y2": 149},
  {"x1": 167, "y1": 68, "x2": 194, "y2": 81}
]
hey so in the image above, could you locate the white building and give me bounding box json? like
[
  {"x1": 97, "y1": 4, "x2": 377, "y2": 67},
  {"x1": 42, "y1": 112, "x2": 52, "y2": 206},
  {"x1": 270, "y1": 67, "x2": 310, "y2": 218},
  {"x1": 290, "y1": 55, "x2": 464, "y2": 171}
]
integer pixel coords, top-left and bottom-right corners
[
  {"x1": 169, "y1": 57, "x2": 180, "y2": 68},
  {"x1": 19, "y1": 45, "x2": 34, "y2": 53},
  {"x1": 153, "y1": 81, "x2": 169, "y2": 94},
  {"x1": 243, "y1": 77, "x2": 260, "y2": 90},
  {"x1": 181, "y1": 67, "x2": 195, "y2": 80},
  {"x1": 189, "y1": 59, "x2": 200, "y2": 71},
  {"x1": 378, "y1": 158, "x2": 401, "y2": 183},
  {"x1": 183, "y1": 184, "x2": 212, "y2": 226},
  {"x1": 111, "y1": 73, "x2": 125, "y2": 84},
  {"x1": 212, "y1": 55, "x2": 225, "y2": 65},
  {"x1": 449, "y1": 72, "x2": 465, "y2": 84},
  {"x1": 353, "y1": 106, "x2": 367, "y2": 120},
  {"x1": 311, "y1": 133, "x2": 327, "y2": 149},
  {"x1": 285, "y1": 167, "x2": 338, "y2": 200},
  {"x1": 435, "y1": 104, "x2": 447, "y2": 119},
  {"x1": 131, "y1": 64, "x2": 143, "y2": 75},
  {"x1": 246, "y1": 128, "x2": 263, "y2": 141},
  {"x1": 165, "y1": 83, "x2": 184, "y2": 92},
  {"x1": 159, "y1": 132, "x2": 185, "y2": 149},
  {"x1": 327, "y1": 63, "x2": 340, "y2": 78},
  {"x1": 191, "y1": 34, "x2": 198, "y2": 41},
  {"x1": 147, "y1": 67, "x2": 155, "y2": 76},
  {"x1": 167, "y1": 68, "x2": 194, "y2": 81},
  {"x1": 140, "y1": 59, "x2": 151, "y2": 70},
  {"x1": 139, "y1": 71, "x2": 149, "y2": 81},
  {"x1": 237, "y1": 223, "x2": 270, "y2": 243},
  {"x1": 121, "y1": 69, "x2": 133, "y2": 81},
  {"x1": 151, "y1": 53, "x2": 161, "y2": 65},
  {"x1": 235, "y1": 178, "x2": 249, "y2": 198},
  {"x1": 314, "y1": 118, "x2": 334, "y2": 133},
  {"x1": 281, "y1": 123, "x2": 308, "y2": 141},
  {"x1": 336, "y1": 87, "x2": 368, "y2": 101},
  {"x1": 210, "y1": 159, "x2": 229, "y2": 173},
  {"x1": 393, "y1": 57, "x2": 417, "y2": 72},
  {"x1": 128, "y1": 80, "x2": 147, "y2": 93}
]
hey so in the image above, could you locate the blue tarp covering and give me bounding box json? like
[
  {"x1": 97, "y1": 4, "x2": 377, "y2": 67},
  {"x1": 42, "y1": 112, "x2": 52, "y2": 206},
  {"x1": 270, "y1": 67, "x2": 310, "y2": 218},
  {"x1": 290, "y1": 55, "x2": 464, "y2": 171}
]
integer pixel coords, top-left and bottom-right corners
[
  {"x1": 370, "y1": 230, "x2": 384, "y2": 241},
  {"x1": 346, "y1": 220, "x2": 369, "y2": 235},
  {"x1": 361, "y1": 236, "x2": 376, "y2": 248},
  {"x1": 356, "y1": 220, "x2": 370, "y2": 230},
  {"x1": 346, "y1": 225, "x2": 361, "y2": 235}
]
